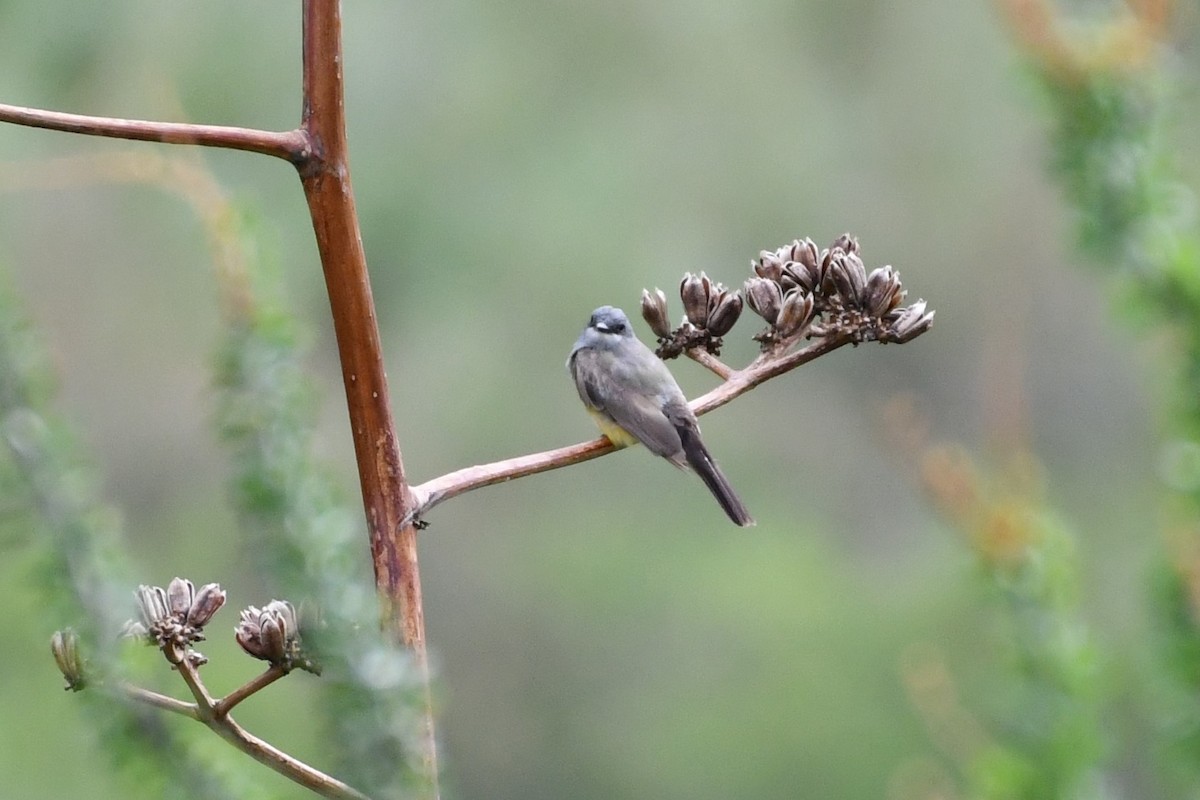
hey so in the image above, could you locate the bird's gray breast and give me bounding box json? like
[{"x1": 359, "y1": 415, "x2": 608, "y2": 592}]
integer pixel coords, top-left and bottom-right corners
[{"x1": 571, "y1": 340, "x2": 690, "y2": 459}]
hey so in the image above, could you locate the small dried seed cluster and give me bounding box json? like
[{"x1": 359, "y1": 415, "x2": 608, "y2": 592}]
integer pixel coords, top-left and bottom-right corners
[
  {"x1": 642, "y1": 273, "x2": 743, "y2": 358},
  {"x1": 235, "y1": 599, "x2": 320, "y2": 675},
  {"x1": 122, "y1": 577, "x2": 227, "y2": 664},
  {"x1": 640, "y1": 234, "x2": 933, "y2": 359},
  {"x1": 50, "y1": 578, "x2": 320, "y2": 686},
  {"x1": 746, "y1": 234, "x2": 933, "y2": 347}
]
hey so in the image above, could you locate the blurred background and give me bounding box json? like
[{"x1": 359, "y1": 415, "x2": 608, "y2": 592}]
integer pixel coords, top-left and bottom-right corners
[{"x1": 0, "y1": 1, "x2": 1196, "y2": 798}]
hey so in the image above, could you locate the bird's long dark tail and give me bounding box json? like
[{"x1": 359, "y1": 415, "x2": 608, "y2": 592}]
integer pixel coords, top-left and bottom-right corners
[{"x1": 679, "y1": 428, "x2": 755, "y2": 527}]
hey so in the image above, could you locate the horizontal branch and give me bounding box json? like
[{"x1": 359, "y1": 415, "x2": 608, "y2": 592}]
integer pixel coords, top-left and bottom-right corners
[
  {"x1": 409, "y1": 437, "x2": 616, "y2": 520},
  {"x1": 0, "y1": 103, "x2": 309, "y2": 161},
  {"x1": 408, "y1": 333, "x2": 852, "y2": 520}
]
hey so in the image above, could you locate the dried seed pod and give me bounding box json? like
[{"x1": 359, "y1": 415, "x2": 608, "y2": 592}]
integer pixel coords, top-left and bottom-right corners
[
  {"x1": 791, "y1": 237, "x2": 821, "y2": 273},
  {"x1": 863, "y1": 265, "x2": 905, "y2": 317},
  {"x1": 167, "y1": 577, "x2": 195, "y2": 618},
  {"x1": 187, "y1": 583, "x2": 227, "y2": 628},
  {"x1": 706, "y1": 291, "x2": 743, "y2": 337},
  {"x1": 827, "y1": 251, "x2": 868, "y2": 306},
  {"x1": 136, "y1": 584, "x2": 170, "y2": 629},
  {"x1": 775, "y1": 288, "x2": 815, "y2": 338},
  {"x1": 680, "y1": 272, "x2": 712, "y2": 327},
  {"x1": 743, "y1": 277, "x2": 783, "y2": 324},
  {"x1": 641, "y1": 288, "x2": 671, "y2": 339},
  {"x1": 829, "y1": 232, "x2": 859, "y2": 255},
  {"x1": 782, "y1": 258, "x2": 820, "y2": 294},
  {"x1": 235, "y1": 599, "x2": 310, "y2": 671},
  {"x1": 887, "y1": 299, "x2": 935, "y2": 343},
  {"x1": 754, "y1": 250, "x2": 785, "y2": 283},
  {"x1": 51, "y1": 629, "x2": 86, "y2": 691},
  {"x1": 132, "y1": 579, "x2": 226, "y2": 656},
  {"x1": 260, "y1": 616, "x2": 286, "y2": 662}
]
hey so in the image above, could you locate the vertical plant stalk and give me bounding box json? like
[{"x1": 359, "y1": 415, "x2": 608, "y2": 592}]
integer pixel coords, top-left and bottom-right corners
[
  {"x1": 296, "y1": 0, "x2": 437, "y2": 792},
  {"x1": 0, "y1": 0, "x2": 434, "y2": 792}
]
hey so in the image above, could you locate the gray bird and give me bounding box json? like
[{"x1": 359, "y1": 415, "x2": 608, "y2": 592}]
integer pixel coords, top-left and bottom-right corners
[{"x1": 568, "y1": 305, "x2": 754, "y2": 527}]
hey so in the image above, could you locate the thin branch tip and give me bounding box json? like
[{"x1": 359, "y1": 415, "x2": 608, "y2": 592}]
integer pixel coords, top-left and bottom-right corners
[{"x1": 0, "y1": 102, "x2": 309, "y2": 161}]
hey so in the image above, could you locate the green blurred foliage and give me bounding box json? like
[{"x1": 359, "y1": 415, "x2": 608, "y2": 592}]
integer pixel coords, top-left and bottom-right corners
[
  {"x1": 0, "y1": 273, "x2": 280, "y2": 799},
  {"x1": 1005, "y1": 7, "x2": 1200, "y2": 796},
  {"x1": 0, "y1": 1, "x2": 1197, "y2": 799}
]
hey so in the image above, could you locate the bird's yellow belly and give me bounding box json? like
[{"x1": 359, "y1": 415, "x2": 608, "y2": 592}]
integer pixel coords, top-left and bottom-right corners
[{"x1": 588, "y1": 409, "x2": 639, "y2": 448}]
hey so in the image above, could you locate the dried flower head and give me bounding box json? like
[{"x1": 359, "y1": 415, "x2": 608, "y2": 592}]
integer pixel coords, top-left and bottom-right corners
[
  {"x1": 645, "y1": 270, "x2": 744, "y2": 359},
  {"x1": 863, "y1": 266, "x2": 905, "y2": 317},
  {"x1": 754, "y1": 248, "x2": 785, "y2": 283},
  {"x1": 775, "y1": 288, "x2": 816, "y2": 338},
  {"x1": 745, "y1": 233, "x2": 933, "y2": 347},
  {"x1": 829, "y1": 232, "x2": 858, "y2": 255},
  {"x1": 51, "y1": 629, "x2": 87, "y2": 691},
  {"x1": 743, "y1": 277, "x2": 783, "y2": 325},
  {"x1": 679, "y1": 272, "x2": 712, "y2": 328},
  {"x1": 677, "y1": 272, "x2": 741, "y2": 334},
  {"x1": 825, "y1": 250, "x2": 868, "y2": 308},
  {"x1": 640, "y1": 288, "x2": 671, "y2": 339},
  {"x1": 881, "y1": 299, "x2": 935, "y2": 343},
  {"x1": 235, "y1": 600, "x2": 320, "y2": 674},
  {"x1": 130, "y1": 578, "x2": 226, "y2": 663},
  {"x1": 706, "y1": 291, "x2": 743, "y2": 337}
]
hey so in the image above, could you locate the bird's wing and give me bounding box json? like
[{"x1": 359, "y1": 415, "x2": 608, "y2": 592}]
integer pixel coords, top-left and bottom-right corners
[{"x1": 570, "y1": 348, "x2": 682, "y2": 459}]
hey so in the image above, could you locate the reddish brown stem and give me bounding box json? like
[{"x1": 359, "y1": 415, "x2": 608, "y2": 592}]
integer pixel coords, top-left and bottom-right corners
[
  {"x1": 0, "y1": 0, "x2": 439, "y2": 793},
  {"x1": 0, "y1": 103, "x2": 307, "y2": 160},
  {"x1": 297, "y1": 0, "x2": 422, "y2": 645},
  {"x1": 296, "y1": 0, "x2": 438, "y2": 793}
]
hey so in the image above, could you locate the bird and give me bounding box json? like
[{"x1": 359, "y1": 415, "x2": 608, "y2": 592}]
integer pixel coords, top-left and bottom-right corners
[{"x1": 567, "y1": 305, "x2": 754, "y2": 527}]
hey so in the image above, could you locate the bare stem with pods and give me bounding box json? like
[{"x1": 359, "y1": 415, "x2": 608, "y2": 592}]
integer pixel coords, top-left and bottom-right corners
[
  {"x1": 6, "y1": 2, "x2": 935, "y2": 797},
  {"x1": 410, "y1": 235, "x2": 933, "y2": 521},
  {"x1": 172, "y1": 657, "x2": 367, "y2": 800},
  {"x1": 55, "y1": 583, "x2": 367, "y2": 800},
  {"x1": 408, "y1": 333, "x2": 854, "y2": 520},
  {"x1": 1, "y1": 0, "x2": 437, "y2": 792}
]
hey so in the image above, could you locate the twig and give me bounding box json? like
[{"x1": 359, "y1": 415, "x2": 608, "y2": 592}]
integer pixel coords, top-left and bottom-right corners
[
  {"x1": 0, "y1": 103, "x2": 308, "y2": 161},
  {"x1": 692, "y1": 332, "x2": 852, "y2": 416},
  {"x1": 210, "y1": 716, "x2": 371, "y2": 800},
  {"x1": 215, "y1": 665, "x2": 288, "y2": 717},
  {"x1": 409, "y1": 333, "x2": 853, "y2": 519},
  {"x1": 115, "y1": 681, "x2": 200, "y2": 720},
  {"x1": 174, "y1": 649, "x2": 218, "y2": 714},
  {"x1": 171, "y1": 658, "x2": 370, "y2": 800},
  {"x1": 685, "y1": 348, "x2": 735, "y2": 380}
]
